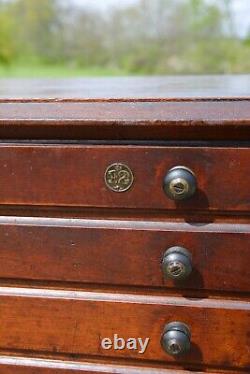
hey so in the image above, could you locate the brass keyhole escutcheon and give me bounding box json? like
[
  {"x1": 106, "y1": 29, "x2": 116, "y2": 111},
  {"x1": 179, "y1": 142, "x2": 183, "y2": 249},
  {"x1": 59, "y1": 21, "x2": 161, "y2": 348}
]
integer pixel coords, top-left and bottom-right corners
[
  {"x1": 105, "y1": 163, "x2": 134, "y2": 192},
  {"x1": 169, "y1": 177, "x2": 189, "y2": 197},
  {"x1": 173, "y1": 182, "x2": 185, "y2": 194},
  {"x1": 168, "y1": 261, "x2": 185, "y2": 277}
]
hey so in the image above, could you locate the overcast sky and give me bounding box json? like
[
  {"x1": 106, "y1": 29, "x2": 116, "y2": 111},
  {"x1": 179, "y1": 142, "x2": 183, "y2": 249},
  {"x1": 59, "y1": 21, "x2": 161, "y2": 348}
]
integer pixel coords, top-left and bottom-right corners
[{"x1": 72, "y1": 0, "x2": 250, "y2": 36}]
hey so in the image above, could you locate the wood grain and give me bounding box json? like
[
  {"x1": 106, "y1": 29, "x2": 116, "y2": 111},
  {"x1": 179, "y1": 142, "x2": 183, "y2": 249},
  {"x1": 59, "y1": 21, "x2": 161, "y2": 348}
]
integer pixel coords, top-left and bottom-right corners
[
  {"x1": 2, "y1": 101, "x2": 250, "y2": 121},
  {"x1": 0, "y1": 79, "x2": 249, "y2": 373},
  {"x1": 0, "y1": 101, "x2": 250, "y2": 140},
  {"x1": 0, "y1": 218, "x2": 249, "y2": 293},
  {"x1": 0, "y1": 288, "x2": 249, "y2": 370},
  {"x1": 0, "y1": 145, "x2": 249, "y2": 212},
  {"x1": 0, "y1": 355, "x2": 206, "y2": 373}
]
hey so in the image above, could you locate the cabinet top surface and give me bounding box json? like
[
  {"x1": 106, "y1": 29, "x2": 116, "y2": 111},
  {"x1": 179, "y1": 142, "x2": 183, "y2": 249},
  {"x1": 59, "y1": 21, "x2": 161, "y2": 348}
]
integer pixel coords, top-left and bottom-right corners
[
  {"x1": 0, "y1": 75, "x2": 250, "y2": 100},
  {"x1": 0, "y1": 75, "x2": 250, "y2": 140}
]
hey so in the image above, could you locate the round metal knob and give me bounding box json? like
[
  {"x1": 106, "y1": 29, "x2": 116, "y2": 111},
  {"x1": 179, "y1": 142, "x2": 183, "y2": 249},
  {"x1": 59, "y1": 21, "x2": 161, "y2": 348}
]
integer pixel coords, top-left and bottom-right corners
[
  {"x1": 163, "y1": 166, "x2": 197, "y2": 201},
  {"x1": 161, "y1": 322, "x2": 191, "y2": 356},
  {"x1": 162, "y1": 246, "x2": 192, "y2": 280}
]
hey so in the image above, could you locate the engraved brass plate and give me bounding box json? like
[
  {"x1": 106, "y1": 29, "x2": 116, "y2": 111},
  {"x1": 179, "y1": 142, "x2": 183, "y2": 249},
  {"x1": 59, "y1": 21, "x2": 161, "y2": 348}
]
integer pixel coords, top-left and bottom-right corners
[{"x1": 105, "y1": 163, "x2": 134, "y2": 192}]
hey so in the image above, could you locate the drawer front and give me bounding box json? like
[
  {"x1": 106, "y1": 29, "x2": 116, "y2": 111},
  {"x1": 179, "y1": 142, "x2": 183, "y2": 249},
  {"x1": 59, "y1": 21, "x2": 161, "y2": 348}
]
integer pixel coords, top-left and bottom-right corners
[
  {"x1": 0, "y1": 289, "x2": 249, "y2": 370},
  {"x1": 0, "y1": 145, "x2": 249, "y2": 212},
  {"x1": 0, "y1": 219, "x2": 249, "y2": 293}
]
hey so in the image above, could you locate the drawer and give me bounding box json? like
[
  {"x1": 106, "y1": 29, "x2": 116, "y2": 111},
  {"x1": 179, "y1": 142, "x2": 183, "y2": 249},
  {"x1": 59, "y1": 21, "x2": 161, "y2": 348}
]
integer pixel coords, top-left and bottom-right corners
[
  {"x1": 0, "y1": 145, "x2": 249, "y2": 212},
  {"x1": 0, "y1": 288, "x2": 249, "y2": 370},
  {"x1": 0, "y1": 217, "x2": 249, "y2": 293}
]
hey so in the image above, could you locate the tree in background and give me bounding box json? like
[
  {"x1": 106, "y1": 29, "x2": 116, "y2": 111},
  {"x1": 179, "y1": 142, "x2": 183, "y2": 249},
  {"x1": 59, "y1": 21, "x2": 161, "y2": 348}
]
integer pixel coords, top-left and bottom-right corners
[
  {"x1": 0, "y1": 0, "x2": 17, "y2": 64},
  {"x1": 0, "y1": 0, "x2": 249, "y2": 74},
  {"x1": 11, "y1": 0, "x2": 64, "y2": 63}
]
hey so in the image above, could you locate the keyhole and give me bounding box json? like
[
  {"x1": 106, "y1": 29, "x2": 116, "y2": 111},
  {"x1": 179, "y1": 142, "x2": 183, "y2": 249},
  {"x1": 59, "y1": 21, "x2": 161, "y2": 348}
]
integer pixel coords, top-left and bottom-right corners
[
  {"x1": 173, "y1": 182, "x2": 185, "y2": 194},
  {"x1": 169, "y1": 342, "x2": 181, "y2": 355},
  {"x1": 168, "y1": 261, "x2": 183, "y2": 276}
]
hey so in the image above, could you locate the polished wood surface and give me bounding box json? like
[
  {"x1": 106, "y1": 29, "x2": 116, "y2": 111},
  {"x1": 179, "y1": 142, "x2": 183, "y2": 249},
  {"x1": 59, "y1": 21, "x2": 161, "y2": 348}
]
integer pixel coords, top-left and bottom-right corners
[
  {"x1": 0, "y1": 356, "x2": 208, "y2": 374},
  {"x1": 0, "y1": 99, "x2": 250, "y2": 141},
  {"x1": 0, "y1": 101, "x2": 249, "y2": 140},
  {"x1": 0, "y1": 288, "x2": 249, "y2": 370},
  {"x1": 0, "y1": 218, "x2": 249, "y2": 294},
  {"x1": 1, "y1": 75, "x2": 250, "y2": 99},
  {"x1": 0, "y1": 77, "x2": 249, "y2": 373},
  {"x1": 0, "y1": 145, "x2": 248, "y2": 213}
]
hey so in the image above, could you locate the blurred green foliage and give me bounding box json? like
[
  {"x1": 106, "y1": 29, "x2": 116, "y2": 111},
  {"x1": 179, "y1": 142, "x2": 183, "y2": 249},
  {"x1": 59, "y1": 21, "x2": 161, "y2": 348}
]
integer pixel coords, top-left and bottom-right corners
[{"x1": 0, "y1": 0, "x2": 249, "y2": 76}]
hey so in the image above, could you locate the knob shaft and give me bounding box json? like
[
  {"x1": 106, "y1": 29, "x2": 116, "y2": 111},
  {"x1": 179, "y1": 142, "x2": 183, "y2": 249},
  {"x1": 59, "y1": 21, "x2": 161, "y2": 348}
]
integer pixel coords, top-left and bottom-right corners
[
  {"x1": 163, "y1": 166, "x2": 197, "y2": 201},
  {"x1": 162, "y1": 246, "x2": 192, "y2": 280},
  {"x1": 161, "y1": 322, "x2": 191, "y2": 356}
]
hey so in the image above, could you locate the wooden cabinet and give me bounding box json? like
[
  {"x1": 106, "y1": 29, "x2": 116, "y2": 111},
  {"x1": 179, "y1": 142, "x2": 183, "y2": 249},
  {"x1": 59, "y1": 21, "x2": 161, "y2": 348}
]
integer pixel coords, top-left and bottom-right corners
[{"x1": 0, "y1": 77, "x2": 249, "y2": 373}]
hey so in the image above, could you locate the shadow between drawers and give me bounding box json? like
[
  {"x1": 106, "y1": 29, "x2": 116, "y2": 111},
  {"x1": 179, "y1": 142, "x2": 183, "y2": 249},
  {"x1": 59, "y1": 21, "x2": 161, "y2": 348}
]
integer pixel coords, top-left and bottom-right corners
[{"x1": 0, "y1": 277, "x2": 249, "y2": 301}]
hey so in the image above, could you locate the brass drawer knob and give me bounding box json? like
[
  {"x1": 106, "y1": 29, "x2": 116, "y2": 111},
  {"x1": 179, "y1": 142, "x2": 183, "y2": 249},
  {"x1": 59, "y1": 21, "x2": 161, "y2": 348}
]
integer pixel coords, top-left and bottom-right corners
[
  {"x1": 163, "y1": 166, "x2": 197, "y2": 200},
  {"x1": 161, "y1": 322, "x2": 191, "y2": 356},
  {"x1": 162, "y1": 246, "x2": 192, "y2": 280}
]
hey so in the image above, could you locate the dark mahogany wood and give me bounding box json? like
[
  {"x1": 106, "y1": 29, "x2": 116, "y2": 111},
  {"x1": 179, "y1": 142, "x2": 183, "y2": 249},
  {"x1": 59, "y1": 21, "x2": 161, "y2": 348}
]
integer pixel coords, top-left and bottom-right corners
[
  {"x1": 0, "y1": 288, "x2": 249, "y2": 370},
  {"x1": 0, "y1": 100, "x2": 250, "y2": 140},
  {"x1": 0, "y1": 77, "x2": 249, "y2": 374},
  {"x1": 0, "y1": 218, "x2": 249, "y2": 294},
  {"x1": 0, "y1": 145, "x2": 249, "y2": 213},
  {"x1": 0, "y1": 366, "x2": 228, "y2": 374},
  {"x1": 0, "y1": 356, "x2": 207, "y2": 374},
  {"x1": 0, "y1": 76, "x2": 250, "y2": 141}
]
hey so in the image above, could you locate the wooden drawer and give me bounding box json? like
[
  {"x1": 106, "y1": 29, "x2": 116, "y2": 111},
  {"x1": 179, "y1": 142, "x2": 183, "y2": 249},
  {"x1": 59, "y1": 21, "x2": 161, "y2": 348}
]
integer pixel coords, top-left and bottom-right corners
[
  {"x1": 0, "y1": 145, "x2": 249, "y2": 212},
  {"x1": 0, "y1": 217, "x2": 249, "y2": 294},
  {"x1": 0, "y1": 288, "x2": 249, "y2": 370}
]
